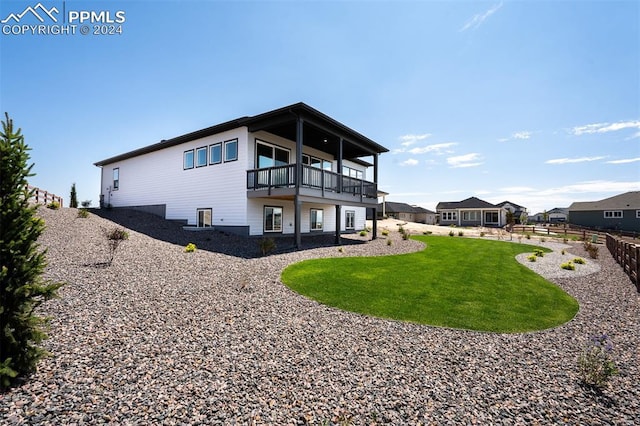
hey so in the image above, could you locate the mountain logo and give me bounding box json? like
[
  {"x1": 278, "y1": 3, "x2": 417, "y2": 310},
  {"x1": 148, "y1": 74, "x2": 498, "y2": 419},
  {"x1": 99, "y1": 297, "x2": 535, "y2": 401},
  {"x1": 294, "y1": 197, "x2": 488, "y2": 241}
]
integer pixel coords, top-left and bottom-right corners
[{"x1": 1, "y1": 3, "x2": 59, "y2": 24}]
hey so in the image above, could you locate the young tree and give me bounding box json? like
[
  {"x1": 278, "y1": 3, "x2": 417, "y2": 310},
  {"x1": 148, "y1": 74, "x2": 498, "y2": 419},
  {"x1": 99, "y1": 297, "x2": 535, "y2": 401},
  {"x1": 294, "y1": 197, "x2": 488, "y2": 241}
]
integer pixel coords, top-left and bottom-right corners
[
  {"x1": 69, "y1": 182, "x2": 78, "y2": 208},
  {"x1": 0, "y1": 113, "x2": 63, "y2": 389}
]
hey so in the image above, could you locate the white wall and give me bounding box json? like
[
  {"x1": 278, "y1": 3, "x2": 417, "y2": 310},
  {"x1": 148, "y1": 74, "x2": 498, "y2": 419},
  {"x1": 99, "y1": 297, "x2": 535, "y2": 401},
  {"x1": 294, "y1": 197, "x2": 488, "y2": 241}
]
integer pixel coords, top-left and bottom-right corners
[{"x1": 100, "y1": 127, "x2": 249, "y2": 226}]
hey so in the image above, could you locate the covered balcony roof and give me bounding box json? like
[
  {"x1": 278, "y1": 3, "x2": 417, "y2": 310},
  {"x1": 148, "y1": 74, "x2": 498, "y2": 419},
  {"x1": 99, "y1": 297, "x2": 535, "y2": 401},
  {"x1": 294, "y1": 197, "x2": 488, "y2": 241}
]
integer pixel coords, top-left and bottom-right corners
[{"x1": 95, "y1": 102, "x2": 388, "y2": 167}]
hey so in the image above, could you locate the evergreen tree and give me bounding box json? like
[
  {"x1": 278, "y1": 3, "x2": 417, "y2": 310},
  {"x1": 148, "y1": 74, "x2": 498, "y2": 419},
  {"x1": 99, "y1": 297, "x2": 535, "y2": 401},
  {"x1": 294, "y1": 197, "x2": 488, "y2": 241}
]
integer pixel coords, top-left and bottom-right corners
[
  {"x1": 69, "y1": 183, "x2": 78, "y2": 208},
  {"x1": 0, "y1": 113, "x2": 63, "y2": 389}
]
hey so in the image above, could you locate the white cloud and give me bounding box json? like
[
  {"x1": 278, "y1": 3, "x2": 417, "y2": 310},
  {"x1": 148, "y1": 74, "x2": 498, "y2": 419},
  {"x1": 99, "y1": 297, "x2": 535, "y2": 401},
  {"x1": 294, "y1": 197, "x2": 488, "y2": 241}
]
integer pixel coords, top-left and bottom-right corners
[
  {"x1": 545, "y1": 156, "x2": 606, "y2": 165},
  {"x1": 447, "y1": 153, "x2": 483, "y2": 168},
  {"x1": 400, "y1": 158, "x2": 419, "y2": 167},
  {"x1": 499, "y1": 186, "x2": 536, "y2": 193},
  {"x1": 399, "y1": 133, "x2": 431, "y2": 147},
  {"x1": 606, "y1": 157, "x2": 640, "y2": 164},
  {"x1": 538, "y1": 180, "x2": 640, "y2": 196},
  {"x1": 570, "y1": 120, "x2": 640, "y2": 136},
  {"x1": 512, "y1": 131, "x2": 532, "y2": 140},
  {"x1": 460, "y1": 2, "x2": 503, "y2": 32},
  {"x1": 407, "y1": 142, "x2": 458, "y2": 155}
]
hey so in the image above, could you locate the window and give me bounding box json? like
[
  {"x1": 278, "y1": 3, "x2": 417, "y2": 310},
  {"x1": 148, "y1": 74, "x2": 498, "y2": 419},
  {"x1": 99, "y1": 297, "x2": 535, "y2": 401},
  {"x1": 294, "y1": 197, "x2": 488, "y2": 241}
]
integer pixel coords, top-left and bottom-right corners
[
  {"x1": 197, "y1": 208, "x2": 212, "y2": 227},
  {"x1": 257, "y1": 140, "x2": 289, "y2": 168},
  {"x1": 310, "y1": 208, "x2": 323, "y2": 231},
  {"x1": 112, "y1": 168, "x2": 119, "y2": 190},
  {"x1": 441, "y1": 211, "x2": 457, "y2": 221},
  {"x1": 302, "y1": 154, "x2": 331, "y2": 170},
  {"x1": 604, "y1": 211, "x2": 623, "y2": 218},
  {"x1": 224, "y1": 139, "x2": 238, "y2": 162},
  {"x1": 343, "y1": 166, "x2": 363, "y2": 180},
  {"x1": 636, "y1": 210, "x2": 640, "y2": 219},
  {"x1": 196, "y1": 146, "x2": 207, "y2": 167},
  {"x1": 209, "y1": 143, "x2": 222, "y2": 165},
  {"x1": 346, "y1": 210, "x2": 355, "y2": 230},
  {"x1": 184, "y1": 150, "x2": 194, "y2": 169},
  {"x1": 485, "y1": 211, "x2": 499, "y2": 223},
  {"x1": 462, "y1": 211, "x2": 479, "y2": 221},
  {"x1": 264, "y1": 206, "x2": 283, "y2": 232}
]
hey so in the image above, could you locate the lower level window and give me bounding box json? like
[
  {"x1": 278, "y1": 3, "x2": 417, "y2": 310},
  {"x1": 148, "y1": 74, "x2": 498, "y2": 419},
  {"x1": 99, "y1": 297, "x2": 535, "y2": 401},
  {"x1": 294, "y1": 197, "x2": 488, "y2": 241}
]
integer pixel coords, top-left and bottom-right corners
[
  {"x1": 462, "y1": 211, "x2": 479, "y2": 221},
  {"x1": 264, "y1": 206, "x2": 282, "y2": 232},
  {"x1": 485, "y1": 211, "x2": 499, "y2": 223},
  {"x1": 197, "y1": 208, "x2": 212, "y2": 227},
  {"x1": 346, "y1": 210, "x2": 355, "y2": 230},
  {"x1": 310, "y1": 208, "x2": 323, "y2": 231},
  {"x1": 442, "y1": 211, "x2": 457, "y2": 221},
  {"x1": 604, "y1": 210, "x2": 623, "y2": 218}
]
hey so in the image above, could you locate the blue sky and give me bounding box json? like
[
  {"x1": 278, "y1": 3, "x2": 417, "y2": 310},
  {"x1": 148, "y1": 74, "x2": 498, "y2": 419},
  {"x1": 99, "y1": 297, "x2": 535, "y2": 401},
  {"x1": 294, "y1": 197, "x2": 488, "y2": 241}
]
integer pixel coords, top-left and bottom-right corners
[{"x1": 1, "y1": 0, "x2": 638, "y2": 215}]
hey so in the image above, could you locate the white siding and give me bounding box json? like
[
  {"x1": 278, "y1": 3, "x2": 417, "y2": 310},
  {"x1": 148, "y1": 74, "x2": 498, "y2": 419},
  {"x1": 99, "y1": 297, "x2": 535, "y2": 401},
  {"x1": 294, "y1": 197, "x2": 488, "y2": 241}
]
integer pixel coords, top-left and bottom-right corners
[{"x1": 100, "y1": 128, "x2": 249, "y2": 226}]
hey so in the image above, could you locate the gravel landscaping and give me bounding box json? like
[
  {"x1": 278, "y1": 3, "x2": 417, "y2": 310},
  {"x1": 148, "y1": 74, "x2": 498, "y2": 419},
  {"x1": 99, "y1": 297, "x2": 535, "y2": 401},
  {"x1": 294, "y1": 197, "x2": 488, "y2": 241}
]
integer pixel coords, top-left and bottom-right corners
[{"x1": 1, "y1": 208, "x2": 638, "y2": 425}]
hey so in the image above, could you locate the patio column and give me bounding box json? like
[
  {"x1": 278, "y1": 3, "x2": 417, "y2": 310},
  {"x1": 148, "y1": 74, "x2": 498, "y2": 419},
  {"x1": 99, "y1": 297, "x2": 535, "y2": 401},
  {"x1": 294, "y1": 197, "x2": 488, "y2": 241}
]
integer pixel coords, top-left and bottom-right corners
[
  {"x1": 335, "y1": 204, "x2": 341, "y2": 244},
  {"x1": 337, "y1": 138, "x2": 343, "y2": 193},
  {"x1": 372, "y1": 153, "x2": 378, "y2": 240},
  {"x1": 294, "y1": 117, "x2": 304, "y2": 248}
]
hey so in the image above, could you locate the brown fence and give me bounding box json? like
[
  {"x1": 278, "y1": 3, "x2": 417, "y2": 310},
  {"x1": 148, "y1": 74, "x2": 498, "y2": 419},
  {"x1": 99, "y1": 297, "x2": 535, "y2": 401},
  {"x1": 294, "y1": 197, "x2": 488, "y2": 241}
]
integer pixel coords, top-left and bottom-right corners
[
  {"x1": 511, "y1": 224, "x2": 637, "y2": 242},
  {"x1": 606, "y1": 234, "x2": 640, "y2": 292},
  {"x1": 28, "y1": 185, "x2": 63, "y2": 207}
]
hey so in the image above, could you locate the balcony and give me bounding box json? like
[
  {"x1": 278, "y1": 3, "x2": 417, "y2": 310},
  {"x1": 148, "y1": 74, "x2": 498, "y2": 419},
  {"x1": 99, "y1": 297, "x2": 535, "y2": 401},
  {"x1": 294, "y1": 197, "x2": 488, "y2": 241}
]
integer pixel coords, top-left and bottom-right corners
[{"x1": 247, "y1": 164, "x2": 378, "y2": 206}]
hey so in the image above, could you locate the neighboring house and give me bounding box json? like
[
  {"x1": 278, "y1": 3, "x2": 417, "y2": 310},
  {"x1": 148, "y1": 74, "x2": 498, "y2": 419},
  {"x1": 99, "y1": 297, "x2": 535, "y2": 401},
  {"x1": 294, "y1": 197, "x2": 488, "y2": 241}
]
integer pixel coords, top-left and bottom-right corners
[
  {"x1": 378, "y1": 202, "x2": 437, "y2": 224},
  {"x1": 496, "y1": 201, "x2": 527, "y2": 224},
  {"x1": 436, "y1": 196, "x2": 507, "y2": 227},
  {"x1": 94, "y1": 103, "x2": 389, "y2": 247},
  {"x1": 568, "y1": 191, "x2": 640, "y2": 232},
  {"x1": 531, "y1": 208, "x2": 568, "y2": 223}
]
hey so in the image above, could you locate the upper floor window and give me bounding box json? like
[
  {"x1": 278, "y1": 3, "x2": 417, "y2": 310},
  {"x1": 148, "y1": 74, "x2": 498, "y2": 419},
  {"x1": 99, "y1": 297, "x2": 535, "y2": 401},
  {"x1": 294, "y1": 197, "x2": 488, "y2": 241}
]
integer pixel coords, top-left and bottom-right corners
[
  {"x1": 224, "y1": 139, "x2": 238, "y2": 162},
  {"x1": 112, "y1": 168, "x2": 119, "y2": 190},
  {"x1": 604, "y1": 210, "x2": 623, "y2": 218},
  {"x1": 196, "y1": 146, "x2": 207, "y2": 167},
  {"x1": 302, "y1": 154, "x2": 331, "y2": 171},
  {"x1": 184, "y1": 149, "x2": 194, "y2": 169},
  {"x1": 257, "y1": 140, "x2": 289, "y2": 168},
  {"x1": 342, "y1": 165, "x2": 363, "y2": 180},
  {"x1": 209, "y1": 143, "x2": 222, "y2": 165}
]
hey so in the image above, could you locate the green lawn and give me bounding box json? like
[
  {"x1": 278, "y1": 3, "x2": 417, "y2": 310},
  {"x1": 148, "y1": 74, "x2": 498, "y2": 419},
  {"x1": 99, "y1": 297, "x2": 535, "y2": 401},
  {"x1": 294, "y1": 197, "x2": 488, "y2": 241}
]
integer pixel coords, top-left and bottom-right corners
[{"x1": 281, "y1": 235, "x2": 579, "y2": 333}]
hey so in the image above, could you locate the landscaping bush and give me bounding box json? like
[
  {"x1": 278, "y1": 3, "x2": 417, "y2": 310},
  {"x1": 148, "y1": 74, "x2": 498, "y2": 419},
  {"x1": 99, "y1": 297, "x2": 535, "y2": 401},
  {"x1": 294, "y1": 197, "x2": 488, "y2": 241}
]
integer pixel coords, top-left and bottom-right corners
[
  {"x1": 578, "y1": 334, "x2": 618, "y2": 388},
  {"x1": 525, "y1": 233, "x2": 531, "y2": 240},
  {"x1": 184, "y1": 243, "x2": 197, "y2": 253},
  {"x1": 573, "y1": 257, "x2": 586, "y2": 264},
  {"x1": 381, "y1": 229, "x2": 389, "y2": 237},
  {"x1": 46, "y1": 201, "x2": 60, "y2": 210},
  {"x1": 0, "y1": 113, "x2": 63, "y2": 389},
  {"x1": 258, "y1": 237, "x2": 276, "y2": 256},
  {"x1": 534, "y1": 248, "x2": 545, "y2": 257},
  {"x1": 402, "y1": 231, "x2": 410, "y2": 240},
  {"x1": 458, "y1": 231, "x2": 464, "y2": 237},
  {"x1": 359, "y1": 230, "x2": 367, "y2": 237},
  {"x1": 583, "y1": 241, "x2": 599, "y2": 259},
  {"x1": 387, "y1": 239, "x2": 392, "y2": 246},
  {"x1": 77, "y1": 208, "x2": 89, "y2": 218},
  {"x1": 448, "y1": 230, "x2": 455, "y2": 237},
  {"x1": 104, "y1": 227, "x2": 129, "y2": 266},
  {"x1": 561, "y1": 261, "x2": 575, "y2": 270},
  {"x1": 527, "y1": 254, "x2": 537, "y2": 262}
]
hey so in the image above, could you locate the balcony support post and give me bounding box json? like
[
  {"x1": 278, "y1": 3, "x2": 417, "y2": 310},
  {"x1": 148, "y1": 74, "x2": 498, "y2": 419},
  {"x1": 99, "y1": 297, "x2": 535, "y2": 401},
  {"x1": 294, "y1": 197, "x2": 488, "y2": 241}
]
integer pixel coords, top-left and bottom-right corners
[
  {"x1": 335, "y1": 204, "x2": 341, "y2": 245},
  {"x1": 337, "y1": 138, "x2": 343, "y2": 193},
  {"x1": 372, "y1": 153, "x2": 379, "y2": 240},
  {"x1": 294, "y1": 117, "x2": 304, "y2": 248}
]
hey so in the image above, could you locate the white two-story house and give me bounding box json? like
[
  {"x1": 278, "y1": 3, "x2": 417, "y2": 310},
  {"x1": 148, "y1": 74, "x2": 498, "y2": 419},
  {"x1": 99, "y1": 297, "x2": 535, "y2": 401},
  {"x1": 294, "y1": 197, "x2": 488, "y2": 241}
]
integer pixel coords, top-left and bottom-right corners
[{"x1": 94, "y1": 103, "x2": 389, "y2": 247}]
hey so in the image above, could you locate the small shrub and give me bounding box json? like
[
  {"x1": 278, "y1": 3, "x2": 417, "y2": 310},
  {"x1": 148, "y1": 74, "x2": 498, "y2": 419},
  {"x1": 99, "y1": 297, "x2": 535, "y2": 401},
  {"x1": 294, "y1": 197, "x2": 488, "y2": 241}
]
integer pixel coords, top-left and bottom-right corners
[
  {"x1": 573, "y1": 257, "x2": 586, "y2": 264},
  {"x1": 540, "y1": 237, "x2": 546, "y2": 243},
  {"x1": 338, "y1": 247, "x2": 344, "y2": 253},
  {"x1": 104, "y1": 227, "x2": 129, "y2": 266},
  {"x1": 560, "y1": 261, "x2": 575, "y2": 270},
  {"x1": 527, "y1": 254, "x2": 537, "y2": 262},
  {"x1": 525, "y1": 233, "x2": 531, "y2": 240},
  {"x1": 398, "y1": 226, "x2": 405, "y2": 234},
  {"x1": 563, "y1": 237, "x2": 568, "y2": 244},
  {"x1": 77, "y1": 208, "x2": 89, "y2": 218},
  {"x1": 458, "y1": 231, "x2": 464, "y2": 237},
  {"x1": 258, "y1": 237, "x2": 276, "y2": 256},
  {"x1": 578, "y1": 334, "x2": 618, "y2": 388},
  {"x1": 448, "y1": 230, "x2": 454, "y2": 237},
  {"x1": 381, "y1": 229, "x2": 389, "y2": 236},
  {"x1": 583, "y1": 241, "x2": 599, "y2": 259},
  {"x1": 402, "y1": 231, "x2": 410, "y2": 240},
  {"x1": 359, "y1": 230, "x2": 367, "y2": 237},
  {"x1": 46, "y1": 201, "x2": 60, "y2": 210},
  {"x1": 366, "y1": 227, "x2": 372, "y2": 232},
  {"x1": 480, "y1": 232, "x2": 485, "y2": 237},
  {"x1": 184, "y1": 243, "x2": 197, "y2": 253},
  {"x1": 561, "y1": 249, "x2": 566, "y2": 255},
  {"x1": 387, "y1": 239, "x2": 392, "y2": 246},
  {"x1": 423, "y1": 231, "x2": 432, "y2": 235},
  {"x1": 534, "y1": 248, "x2": 544, "y2": 257}
]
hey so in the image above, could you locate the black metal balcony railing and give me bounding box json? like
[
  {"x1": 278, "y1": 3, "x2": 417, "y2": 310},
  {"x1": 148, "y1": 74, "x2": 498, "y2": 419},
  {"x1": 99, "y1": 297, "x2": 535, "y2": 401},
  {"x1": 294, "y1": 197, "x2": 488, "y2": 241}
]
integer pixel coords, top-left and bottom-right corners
[{"x1": 247, "y1": 164, "x2": 377, "y2": 199}]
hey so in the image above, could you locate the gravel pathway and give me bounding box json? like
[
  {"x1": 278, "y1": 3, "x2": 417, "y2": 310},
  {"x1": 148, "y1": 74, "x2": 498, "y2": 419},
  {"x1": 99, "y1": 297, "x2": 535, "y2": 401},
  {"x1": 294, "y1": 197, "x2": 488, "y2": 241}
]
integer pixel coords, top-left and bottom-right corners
[{"x1": 1, "y1": 208, "x2": 638, "y2": 425}]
